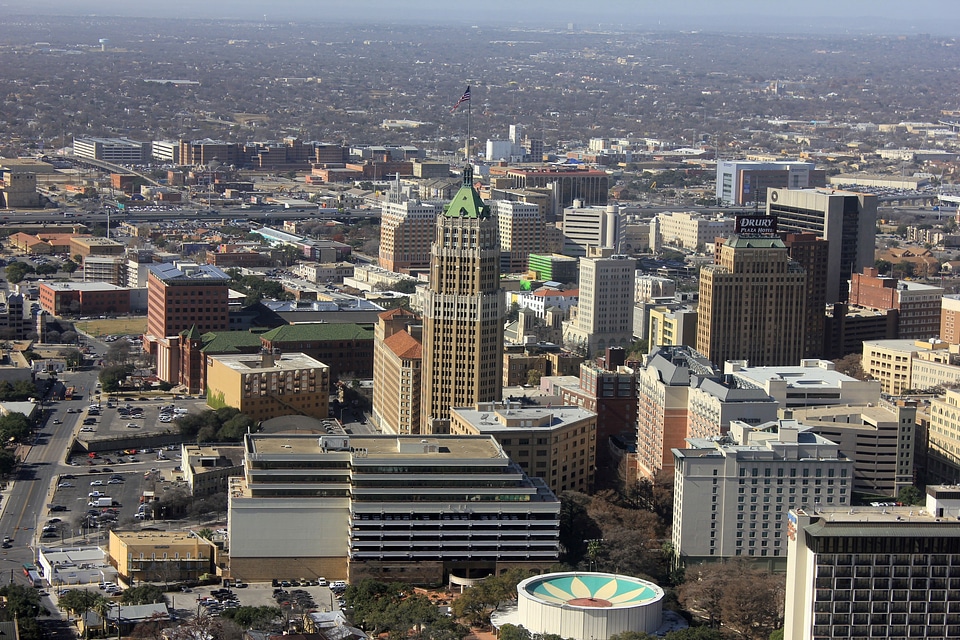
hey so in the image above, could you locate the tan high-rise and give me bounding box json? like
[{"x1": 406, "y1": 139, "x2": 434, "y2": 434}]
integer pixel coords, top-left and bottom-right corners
[
  {"x1": 697, "y1": 235, "x2": 806, "y2": 367},
  {"x1": 421, "y1": 167, "x2": 503, "y2": 434}
]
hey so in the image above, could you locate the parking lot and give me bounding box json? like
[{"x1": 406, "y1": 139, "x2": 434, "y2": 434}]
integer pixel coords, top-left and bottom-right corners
[
  {"x1": 47, "y1": 462, "x2": 181, "y2": 541},
  {"x1": 64, "y1": 395, "x2": 208, "y2": 442},
  {"x1": 171, "y1": 581, "x2": 344, "y2": 619}
]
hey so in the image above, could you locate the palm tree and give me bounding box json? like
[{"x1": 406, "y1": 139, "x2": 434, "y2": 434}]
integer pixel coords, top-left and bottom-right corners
[{"x1": 92, "y1": 595, "x2": 114, "y2": 636}]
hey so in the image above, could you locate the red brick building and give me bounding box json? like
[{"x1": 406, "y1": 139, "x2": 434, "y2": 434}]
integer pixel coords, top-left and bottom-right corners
[
  {"x1": 38, "y1": 282, "x2": 131, "y2": 316},
  {"x1": 849, "y1": 267, "x2": 944, "y2": 340}
]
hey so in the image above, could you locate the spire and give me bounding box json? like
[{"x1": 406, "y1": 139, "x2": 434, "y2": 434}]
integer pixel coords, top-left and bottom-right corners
[{"x1": 443, "y1": 165, "x2": 489, "y2": 219}]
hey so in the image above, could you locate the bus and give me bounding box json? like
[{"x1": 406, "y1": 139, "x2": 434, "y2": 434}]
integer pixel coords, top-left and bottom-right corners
[
  {"x1": 64, "y1": 386, "x2": 75, "y2": 400},
  {"x1": 22, "y1": 564, "x2": 42, "y2": 587}
]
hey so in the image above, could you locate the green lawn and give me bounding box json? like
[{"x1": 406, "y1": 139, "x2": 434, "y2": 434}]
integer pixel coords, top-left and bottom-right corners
[{"x1": 75, "y1": 317, "x2": 148, "y2": 338}]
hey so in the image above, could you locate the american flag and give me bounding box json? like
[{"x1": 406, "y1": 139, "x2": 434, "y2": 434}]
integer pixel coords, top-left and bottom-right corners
[{"x1": 450, "y1": 86, "x2": 471, "y2": 112}]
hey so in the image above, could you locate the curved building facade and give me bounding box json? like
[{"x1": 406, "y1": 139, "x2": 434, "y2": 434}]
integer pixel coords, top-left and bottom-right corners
[{"x1": 516, "y1": 572, "x2": 664, "y2": 639}]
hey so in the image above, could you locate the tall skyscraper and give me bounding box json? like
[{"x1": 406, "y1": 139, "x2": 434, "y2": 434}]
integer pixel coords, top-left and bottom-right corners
[
  {"x1": 780, "y1": 232, "x2": 829, "y2": 359},
  {"x1": 766, "y1": 187, "x2": 878, "y2": 303},
  {"x1": 378, "y1": 182, "x2": 437, "y2": 274},
  {"x1": 420, "y1": 167, "x2": 503, "y2": 434},
  {"x1": 697, "y1": 235, "x2": 806, "y2": 367},
  {"x1": 563, "y1": 247, "x2": 635, "y2": 357}
]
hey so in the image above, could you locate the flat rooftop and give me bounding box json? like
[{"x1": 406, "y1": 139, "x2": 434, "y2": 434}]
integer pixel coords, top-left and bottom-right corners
[
  {"x1": 730, "y1": 363, "x2": 859, "y2": 388},
  {"x1": 209, "y1": 352, "x2": 328, "y2": 373},
  {"x1": 452, "y1": 404, "x2": 595, "y2": 432},
  {"x1": 41, "y1": 281, "x2": 126, "y2": 292},
  {"x1": 248, "y1": 433, "x2": 505, "y2": 460},
  {"x1": 797, "y1": 506, "x2": 960, "y2": 538},
  {"x1": 112, "y1": 530, "x2": 215, "y2": 546}
]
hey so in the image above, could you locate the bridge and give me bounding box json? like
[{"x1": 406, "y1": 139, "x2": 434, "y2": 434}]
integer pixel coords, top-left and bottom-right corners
[{"x1": 67, "y1": 156, "x2": 162, "y2": 187}]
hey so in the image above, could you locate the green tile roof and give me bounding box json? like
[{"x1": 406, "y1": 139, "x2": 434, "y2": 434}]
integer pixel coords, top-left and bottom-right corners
[
  {"x1": 259, "y1": 323, "x2": 374, "y2": 343},
  {"x1": 443, "y1": 165, "x2": 490, "y2": 219},
  {"x1": 200, "y1": 331, "x2": 265, "y2": 353}
]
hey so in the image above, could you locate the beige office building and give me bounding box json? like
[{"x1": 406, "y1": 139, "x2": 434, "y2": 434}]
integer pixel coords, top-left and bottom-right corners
[
  {"x1": 421, "y1": 168, "x2": 503, "y2": 434},
  {"x1": 861, "y1": 338, "x2": 952, "y2": 395},
  {"x1": 491, "y1": 200, "x2": 545, "y2": 273},
  {"x1": 449, "y1": 401, "x2": 597, "y2": 494},
  {"x1": 378, "y1": 186, "x2": 436, "y2": 274},
  {"x1": 205, "y1": 351, "x2": 330, "y2": 422},
  {"x1": 786, "y1": 400, "x2": 916, "y2": 496},
  {"x1": 697, "y1": 235, "x2": 806, "y2": 367},
  {"x1": 563, "y1": 247, "x2": 635, "y2": 357},
  {"x1": 927, "y1": 389, "x2": 960, "y2": 483}
]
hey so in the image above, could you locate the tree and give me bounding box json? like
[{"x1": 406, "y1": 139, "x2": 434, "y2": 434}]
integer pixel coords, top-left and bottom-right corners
[
  {"x1": 0, "y1": 450, "x2": 17, "y2": 476},
  {"x1": 526, "y1": 369, "x2": 542, "y2": 386},
  {"x1": 0, "y1": 584, "x2": 43, "y2": 640},
  {"x1": 833, "y1": 353, "x2": 866, "y2": 380},
  {"x1": 0, "y1": 412, "x2": 31, "y2": 442},
  {"x1": 499, "y1": 625, "x2": 532, "y2": 640},
  {"x1": 5, "y1": 261, "x2": 35, "y2": 284},
  {"x1": 105, "y1": 341, "x2": 132, "y2": 365},
  {"x1": 897, "y1": 485, "x2": 924, "y2": 505},
  {"x1": 35, "y1": 262, "x2": 59, "y2": 275},
  {"x1": 62, "y1": 259, "x2": 79, "y2": 273},
  {"x1": 196, "y1": 527, "x2": 214, "y2": 540},
  {"x1": 120, "y1": 584, "x2": 166, "y2": 606},
  {"x1": 64, "y1": 348, "x2": 83, "y2": 369},
  {"x1": 678, "y1": 561, "x2": 785, "y2": 638},
  {"x1": 221, "y1": 605, "x2": 281, "y2": 629},
  {"x1": 58, "y1": 588, "x2": 99, "y2": 617},
  {"x1": 558, "y1": 491, "x2": 603, "y2": 565},
  {"x1": 99, "y1": 364, "x2": 134, "y2": 391},
  {"x1": 895, "y1": 260, "x2": 916, "y2": 279},
  {"x1": 450, "y1": 568, "x2": 533, "y2": 626}
]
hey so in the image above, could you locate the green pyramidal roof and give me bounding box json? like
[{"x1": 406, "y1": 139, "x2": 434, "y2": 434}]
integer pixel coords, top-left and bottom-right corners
[{"x1": 443, "y1": 165, "x2": 490, "y2": 219}]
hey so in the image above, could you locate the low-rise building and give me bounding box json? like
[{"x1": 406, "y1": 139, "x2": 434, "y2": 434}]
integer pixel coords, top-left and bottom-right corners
[
  {"x1": 862, "y1": 338, "x2": 950, "y2": 395},
  {"x1": 205, "y1": 351, "x2": 331, "y2": 422},
  {"x1": 258, "y1": 323, "x2": 374, "y2": 382},
  {"x1": 107, "y1": 530, "x2": 218, "y2": 584},
  {"x1": 69, "y1": 236, "x2": 126, "y2": 260},
  {"x1": 38, "y1": 282, "x2": 131, "y2": 317},
  {"x1": 182, "y1": 444, "x2": 245, "y2": 497}
]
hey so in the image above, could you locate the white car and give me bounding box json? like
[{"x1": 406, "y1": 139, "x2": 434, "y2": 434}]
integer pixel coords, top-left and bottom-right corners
[
  {"x1": 80, "y1": 427, "x2": 95, "y2": 433},
  {"x1": 57, "y1": 482, "x2": 74, "y2": 488},
  {"x1": 89, "y1": 480, "x2": 103, "y2": 486},
  {"x1": 107, "y1": 478, "x2": 123, "y2": 484}
]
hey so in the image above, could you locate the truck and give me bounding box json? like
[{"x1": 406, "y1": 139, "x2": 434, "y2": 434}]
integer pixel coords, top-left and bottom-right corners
[{"x1": 90, "y1": 497, "x2": 114, "y2": 507}]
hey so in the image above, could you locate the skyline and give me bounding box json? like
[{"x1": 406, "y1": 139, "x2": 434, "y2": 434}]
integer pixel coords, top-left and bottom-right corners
[{"x1": 2, "y1": 0, "x2": 959, "y2": 35}]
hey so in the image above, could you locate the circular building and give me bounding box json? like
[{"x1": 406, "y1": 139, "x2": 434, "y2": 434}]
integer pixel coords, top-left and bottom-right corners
[{"x1": 516, "y1": 572, "x2": 664, "y2": 639}]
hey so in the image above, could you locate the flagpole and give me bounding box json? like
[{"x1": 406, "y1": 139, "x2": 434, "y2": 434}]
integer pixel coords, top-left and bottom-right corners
[{"x1": 465, "y1": 98, "x2": 471, "y2": 161}]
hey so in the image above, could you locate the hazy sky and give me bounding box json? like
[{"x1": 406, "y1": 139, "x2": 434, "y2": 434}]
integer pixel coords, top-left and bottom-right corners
[{"x1": 2, "y1": 0, "x2": 958, "y2": 34}]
